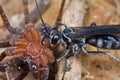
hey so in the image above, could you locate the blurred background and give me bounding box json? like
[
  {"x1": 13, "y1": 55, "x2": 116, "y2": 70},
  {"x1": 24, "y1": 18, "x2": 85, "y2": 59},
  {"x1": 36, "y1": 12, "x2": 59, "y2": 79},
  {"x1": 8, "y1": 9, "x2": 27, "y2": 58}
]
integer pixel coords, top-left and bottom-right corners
[{"x1": 0, "y1": 0, "x2": 120, "y2": 80}]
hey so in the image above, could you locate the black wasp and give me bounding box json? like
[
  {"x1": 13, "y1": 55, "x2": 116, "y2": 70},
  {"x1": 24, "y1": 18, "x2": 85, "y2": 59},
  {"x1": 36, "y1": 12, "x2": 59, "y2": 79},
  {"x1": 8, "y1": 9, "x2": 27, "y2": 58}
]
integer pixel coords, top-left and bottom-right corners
[
  {"x1": 38, "y1": 1, "x2": 120, "y2": 62},
  {"x1": 40, "y1": 21, "x2": 120, "y2": 62}
]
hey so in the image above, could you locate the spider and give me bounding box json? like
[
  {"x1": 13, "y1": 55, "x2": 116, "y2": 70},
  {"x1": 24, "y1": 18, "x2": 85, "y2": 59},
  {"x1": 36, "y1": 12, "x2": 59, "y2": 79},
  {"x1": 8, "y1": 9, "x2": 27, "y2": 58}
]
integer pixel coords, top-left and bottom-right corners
[{"x1": 0, "y1": 0, "x2": 54, "y2": 80}]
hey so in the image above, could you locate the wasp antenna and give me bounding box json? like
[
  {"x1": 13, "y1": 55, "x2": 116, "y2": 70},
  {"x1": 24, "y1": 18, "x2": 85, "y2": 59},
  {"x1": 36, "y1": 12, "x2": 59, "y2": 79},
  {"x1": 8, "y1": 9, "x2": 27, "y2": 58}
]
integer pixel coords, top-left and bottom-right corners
[
  {"x1": 23, "y1": 0, "x2": 29, "y2": 25},
  {"x1": 34, "y1": 0, "x2": 49, "y2": 34}
]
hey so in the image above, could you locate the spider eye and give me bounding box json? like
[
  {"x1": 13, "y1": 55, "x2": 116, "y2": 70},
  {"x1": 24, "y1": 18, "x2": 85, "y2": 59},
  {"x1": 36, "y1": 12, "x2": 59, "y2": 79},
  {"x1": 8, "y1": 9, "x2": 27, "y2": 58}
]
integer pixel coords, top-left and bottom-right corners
[
  {"x1": 41, "y1": 37, "x2": 50, "y2": 48},
  {"x1": 51, "y1": 34, "x2": 59, "y2": 45}
]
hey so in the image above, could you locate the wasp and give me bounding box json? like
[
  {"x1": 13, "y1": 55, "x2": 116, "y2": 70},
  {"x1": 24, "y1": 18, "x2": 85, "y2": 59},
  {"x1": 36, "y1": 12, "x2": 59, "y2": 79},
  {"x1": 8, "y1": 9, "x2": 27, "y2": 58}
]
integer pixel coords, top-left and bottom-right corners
[
  {"x1": 38, "y1": 1, "x2": 120, "y2": 63},
  {"x1": 40, "y1": 22, "x2": 120, "y2": 62},
  {"x1": 0, "y1": 0, "x2": 55, "y2": 80}
]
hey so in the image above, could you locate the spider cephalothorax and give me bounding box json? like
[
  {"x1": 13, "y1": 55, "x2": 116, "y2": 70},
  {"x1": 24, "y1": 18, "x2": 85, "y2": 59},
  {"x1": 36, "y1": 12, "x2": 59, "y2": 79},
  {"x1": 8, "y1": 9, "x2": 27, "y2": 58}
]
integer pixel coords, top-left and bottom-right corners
[{"x1": 0, "y1": 0, "x2": 54, "y2": 80}]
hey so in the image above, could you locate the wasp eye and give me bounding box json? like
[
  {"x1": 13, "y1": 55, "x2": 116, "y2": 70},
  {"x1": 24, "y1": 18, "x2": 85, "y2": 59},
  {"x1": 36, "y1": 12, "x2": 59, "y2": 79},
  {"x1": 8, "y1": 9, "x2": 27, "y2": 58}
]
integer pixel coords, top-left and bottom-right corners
[
  {"x1": 41, "y1": 36, "x2": 50, "y2": 48},
  {"x1": 51, "y1": 34, "x2": 59, "y2": 45}
]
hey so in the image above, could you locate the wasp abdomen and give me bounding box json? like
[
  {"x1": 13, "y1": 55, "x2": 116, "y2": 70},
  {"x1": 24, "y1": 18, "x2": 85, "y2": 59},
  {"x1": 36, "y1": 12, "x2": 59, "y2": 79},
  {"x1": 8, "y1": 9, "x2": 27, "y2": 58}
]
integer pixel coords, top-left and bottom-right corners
[{"x1": 86, "y1": 35, "x2": 120, "y2": 49}]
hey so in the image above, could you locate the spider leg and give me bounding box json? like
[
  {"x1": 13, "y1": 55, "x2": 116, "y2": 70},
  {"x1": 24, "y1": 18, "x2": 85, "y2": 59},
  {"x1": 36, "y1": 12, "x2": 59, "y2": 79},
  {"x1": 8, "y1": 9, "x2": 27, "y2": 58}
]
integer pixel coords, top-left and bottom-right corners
[
  {"x1": 56, "y1": 49, "x2": 70, "y2": 62},
  {"x1": 15, "y1": 71, "x2": 29, "y2": 80},
  {"x1": 23, "y1": 0, "x2": 29, "y2": 24},
  {"x1": 0, "y1": 62, "x2": 8, "y2": 72},
  {"x1": 25, "y1": 24, "x2": 40, "y2": 42},
  {"x1": 39, "y1": 65, "x2": 49, "y2": 80},
  {"x1": 33, "y1": 56, "x2": 48, "y2": 79},
  {"x1": 23, "y1": 0, "x2": 40, "y2": 43},
  {"x1": 33, "y1": 56, "x2": 50, "y2": 80},
  {"x1": 0, "y1": 56, "x2": 28, "y2": 80},
  {"x1": 10, "y1": 39, "x2": 28, "y2": 48},
  {"x1": 0, "y1": 57, "x2": 20, "y2": 72},
  {"x1": 27, "y1": 58, "x2": 40, "y2": 79},
  {"x1": 0, "y1": 38, "x2": 27, "y2": 61},
  {"x1": 55, "y1": 0, "x2": 65, "y2": 22},
  {"x1": 0, "y1": 42, "x2": 18, "y2": 61},
  {"x1": 0, "y1": 5, "x2": 24, "y2": 35},
  {"x1": 0, "y1": 5, "x2": 10, "y2": 29},
  {"x1": 23, "y1": 30, "x2": 33, "y2": 42},
  {"x1": 30, "y1": 26, "x2": 40, "y2": 42},
  {"x1": 0, "y1": 51, "x2": 6, "y2": 61},
  {"x1": 23, "y1": 24, "x2": 36, "y2": 42},
  {"x1": 0, "y1": 41, "x2": 11, "y2": 48},
  {"x1": 0, "y1": 47, "x2": 26, "y2": 61},
  {"x1": 0, "y1": 45, "x2": 22, "y2": 61},
  {"x1": 6, "y1": 48, "x2": 26, "y2": 56},
  {"x1": 43, "y1": 48, "x2": 54, "y2": 63}
]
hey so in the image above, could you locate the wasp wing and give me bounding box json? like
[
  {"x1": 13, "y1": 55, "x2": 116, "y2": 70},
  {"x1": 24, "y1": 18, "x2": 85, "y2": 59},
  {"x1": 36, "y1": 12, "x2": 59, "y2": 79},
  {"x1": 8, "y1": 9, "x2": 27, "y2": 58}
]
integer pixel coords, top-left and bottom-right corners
[{"x1": 68, "y1": 25, "x2": 120, "y2": 38}]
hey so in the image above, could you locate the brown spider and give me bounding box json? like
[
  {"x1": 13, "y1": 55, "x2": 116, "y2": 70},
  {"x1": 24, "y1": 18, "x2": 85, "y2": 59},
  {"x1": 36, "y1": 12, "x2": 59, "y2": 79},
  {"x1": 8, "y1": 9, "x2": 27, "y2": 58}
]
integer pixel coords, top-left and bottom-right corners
[{"x1": 0, "y1": 0, "x2": 54, "y2": 80}]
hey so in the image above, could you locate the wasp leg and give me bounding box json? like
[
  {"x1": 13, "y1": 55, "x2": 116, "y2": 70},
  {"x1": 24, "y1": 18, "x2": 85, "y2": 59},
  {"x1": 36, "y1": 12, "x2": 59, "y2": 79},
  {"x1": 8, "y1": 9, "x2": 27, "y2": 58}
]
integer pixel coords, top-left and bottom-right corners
[
  {"x1": 66, "y1": 44, "x2": 80, "y2": 59},
  {"x1": 62, "y1": 58, "x2": 69, "y2": 80},
  {"x1": 81, "y1": 45, "x2": 105, "y2": 55},
  {"x1": 61, "y1": 44, "x2": 80, "y2": 79},
  {"x1": 55, "y1": 21, "x2": 68, "y2": 28},
  {"x1": 81, "y1": 45, "x2": 120, "y2": 63},
  {"x1": 104, "y1": 52, "x2": 120, "y2": 63},
  {"x1": 56, "y1": 49, "x2": 70, "y2": 62},
  {"x1": 15, "y1": 71, "x2": 29, "y2": 80}
]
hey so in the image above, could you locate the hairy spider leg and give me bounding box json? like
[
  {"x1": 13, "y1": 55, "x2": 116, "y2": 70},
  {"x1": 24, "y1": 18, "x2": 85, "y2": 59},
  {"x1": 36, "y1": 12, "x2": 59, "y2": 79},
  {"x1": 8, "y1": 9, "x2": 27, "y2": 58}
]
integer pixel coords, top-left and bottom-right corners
[
  {"x1": 0, "y1": 4, "x2": 24, "y2": 35},
  {"x1": 0, "y1": 5, "x2": 12, "y2": 47},
  {"x1": 0, "y1": 5, "x2": 10, "y2": 29},
  {"x1": 0, "y1": 5, "x2": 20, "y2": 34},
  {"x1": 24, "y1": 23, "x2": 41, "y2": 42},
  {"x1": 0, "y1": 55, "x2": 25, "y2": 71},
  {"x1": 0, "y1": 39, "x2": 27, "y2": 62},
  {"x1": 56, "y1": 0, "x2": 65, "y2": 22},
  {"x1": 15, "y1": 71, "x2": 29, "y2": 80},
  {"x1": 0, "y1": 41, "x2": 11, "y2": 47},
  {"x1": 23, "y1": 0, "x2": 29, "y2": 24},
  {"x1": 0, "y1": 56, "x2": 30, "y2": 80},
  {"x1": 10, "y1": 39, "x2": 28, "y2": 48},
  {"x1": 0, "y1": 33, "x2": 28, "y2": 61}
]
